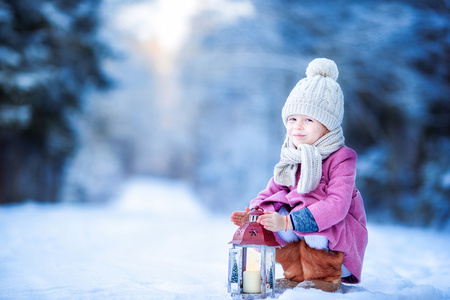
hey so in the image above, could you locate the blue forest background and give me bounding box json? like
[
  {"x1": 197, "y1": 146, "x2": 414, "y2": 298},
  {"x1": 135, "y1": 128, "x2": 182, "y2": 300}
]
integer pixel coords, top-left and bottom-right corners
[{"x1": 0, "y1": 0, "x2": 449, "y2": 227}]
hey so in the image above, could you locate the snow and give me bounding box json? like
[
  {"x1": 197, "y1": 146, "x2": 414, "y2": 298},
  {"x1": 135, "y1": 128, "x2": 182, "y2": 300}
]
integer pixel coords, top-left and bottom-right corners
[
  {"x1": 0, "y1": 104, "x2": 31, "y2": 128},
  {"x1": 1, "y1": 177, "x2": 449, "y2": 299},
  {"x1": 442, "y1": 172, "x2": 450, "y2": 189}
]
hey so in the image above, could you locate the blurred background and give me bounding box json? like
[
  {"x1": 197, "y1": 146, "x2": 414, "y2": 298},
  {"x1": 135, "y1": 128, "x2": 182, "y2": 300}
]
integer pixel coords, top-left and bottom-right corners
[{"x1": 0, "y1": 0, "x2": 449, "y2": 227}]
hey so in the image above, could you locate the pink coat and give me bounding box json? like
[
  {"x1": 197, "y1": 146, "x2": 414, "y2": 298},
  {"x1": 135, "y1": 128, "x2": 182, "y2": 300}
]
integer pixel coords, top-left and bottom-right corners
[{"x1": 250, "y1": 146, "x2": 368, "y2": 284}]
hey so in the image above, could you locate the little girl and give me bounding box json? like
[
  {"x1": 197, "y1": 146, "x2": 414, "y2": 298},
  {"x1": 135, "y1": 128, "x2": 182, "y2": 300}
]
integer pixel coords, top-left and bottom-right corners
[{"x1": 231, "y1": 58, "x2": 368, "y2": 292}]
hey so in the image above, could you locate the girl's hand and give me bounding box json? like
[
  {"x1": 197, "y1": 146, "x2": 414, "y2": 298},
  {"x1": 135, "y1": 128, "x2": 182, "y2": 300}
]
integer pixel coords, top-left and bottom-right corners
[
  {"x1": 230, "y1": 207, "x2": 251, "y2": 226},
  {"x1": 257, "y1": 211, "x2": 292, "y2": 232}
]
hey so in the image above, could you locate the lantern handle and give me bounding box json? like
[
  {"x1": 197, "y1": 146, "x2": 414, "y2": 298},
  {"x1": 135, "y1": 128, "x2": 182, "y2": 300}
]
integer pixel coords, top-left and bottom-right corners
[{"x1": 251, "y1": 206, "x2": 263, "y2": 212}]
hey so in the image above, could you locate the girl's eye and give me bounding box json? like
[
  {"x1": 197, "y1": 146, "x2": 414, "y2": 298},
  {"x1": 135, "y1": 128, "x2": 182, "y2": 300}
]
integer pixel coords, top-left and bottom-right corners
[
  {"x1": 306, "y1": 119, "x2": 313, "y2": 122},
  {"x1": 289, "y1": 118, "x2": 296, "y2": 122}
]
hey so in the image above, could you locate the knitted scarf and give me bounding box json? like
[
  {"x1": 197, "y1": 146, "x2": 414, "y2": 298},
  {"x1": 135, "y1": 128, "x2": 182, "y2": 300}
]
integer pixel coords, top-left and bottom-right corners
[{"x1": 274, "y1": 127, "x2": 345, "y2": 194}]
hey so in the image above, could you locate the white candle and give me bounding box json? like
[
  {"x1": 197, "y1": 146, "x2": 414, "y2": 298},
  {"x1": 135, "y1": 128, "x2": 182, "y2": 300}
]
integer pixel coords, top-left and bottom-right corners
[{"x1": 243, "y1": 270, "x2": 261, "y2": 293}]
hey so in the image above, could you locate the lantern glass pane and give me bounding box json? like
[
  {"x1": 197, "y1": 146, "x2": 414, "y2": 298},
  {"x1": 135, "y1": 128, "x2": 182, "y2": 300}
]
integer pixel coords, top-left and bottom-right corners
[
  {"x1": 242, "y1": 246, "x2": 262, "y2": 294},
  {"x1": 228, "y1": 247, "x2": 241, "y2": 294},
  {"x1": 245, "y1": 247, "x2": 261, "y2": 271},
  {"x1": 263, "y1": 247, "x2": 276, "y2": 294}
]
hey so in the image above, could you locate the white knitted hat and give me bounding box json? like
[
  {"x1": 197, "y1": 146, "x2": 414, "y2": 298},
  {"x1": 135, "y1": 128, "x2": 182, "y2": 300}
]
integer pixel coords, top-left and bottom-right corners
[{"x1": 282, "y1": 58, "x2": 344, "y2": 131}]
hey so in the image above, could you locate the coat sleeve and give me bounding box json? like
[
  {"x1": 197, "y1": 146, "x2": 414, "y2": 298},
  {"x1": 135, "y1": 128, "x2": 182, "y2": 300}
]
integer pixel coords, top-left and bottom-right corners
[
  {"x1": 290, "y1": 208, "x2": 319, "y2": 232},
  {"x1": 249, "y1": 177, "x2": 290, "y2": 211},
  {"x1": 307, "y1": 148, "x2": 357, "y2": 232}
]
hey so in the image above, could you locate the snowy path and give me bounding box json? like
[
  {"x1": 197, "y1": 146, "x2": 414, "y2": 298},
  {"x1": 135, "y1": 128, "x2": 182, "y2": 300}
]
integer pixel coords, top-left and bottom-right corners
[{"x1": 1, "y1": 177, "x2": 449, "y2": 299}]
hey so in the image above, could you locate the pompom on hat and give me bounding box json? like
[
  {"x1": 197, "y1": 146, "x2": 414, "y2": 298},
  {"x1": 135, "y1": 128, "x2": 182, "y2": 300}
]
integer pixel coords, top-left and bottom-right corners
[{"x1": 282, "y1": 58, "x2": 344, "y2": 131}]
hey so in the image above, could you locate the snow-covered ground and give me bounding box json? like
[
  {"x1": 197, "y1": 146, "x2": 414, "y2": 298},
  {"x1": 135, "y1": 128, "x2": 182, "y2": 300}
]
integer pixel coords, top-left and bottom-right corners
[{"x1": 1, "y1": 177, "x2": 449, "y2": 299}]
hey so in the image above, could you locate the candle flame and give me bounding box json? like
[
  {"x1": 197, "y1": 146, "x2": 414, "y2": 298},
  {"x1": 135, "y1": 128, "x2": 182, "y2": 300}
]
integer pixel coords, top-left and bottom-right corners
[
  {"x1": 247, "y1": 261, "x2": 259, "y2": 272},
  {"x1": 246, "y1": 248, "x2": 261, "y2": 272}
]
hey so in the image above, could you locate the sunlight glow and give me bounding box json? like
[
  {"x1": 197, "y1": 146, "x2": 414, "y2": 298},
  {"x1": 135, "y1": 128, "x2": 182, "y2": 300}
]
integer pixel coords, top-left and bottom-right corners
[{"x1": 113, "y1": 0, "x2": 254, "y2": 55}]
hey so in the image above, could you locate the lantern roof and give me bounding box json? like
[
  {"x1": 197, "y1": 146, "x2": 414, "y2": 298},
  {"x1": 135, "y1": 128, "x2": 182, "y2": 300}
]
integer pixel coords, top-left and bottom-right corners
[{"x1": 229, "y1": 207, "x2": 281, "y2": 247}]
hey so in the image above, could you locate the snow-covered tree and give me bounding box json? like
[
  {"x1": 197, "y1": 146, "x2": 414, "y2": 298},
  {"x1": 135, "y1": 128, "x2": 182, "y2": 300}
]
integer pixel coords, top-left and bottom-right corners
[
  {"x1": 231, "y1": 260, "x2": 238, "y2": 283},
  {"x1": 0, "y1": 0, "x2": 108, "y2": 203}
]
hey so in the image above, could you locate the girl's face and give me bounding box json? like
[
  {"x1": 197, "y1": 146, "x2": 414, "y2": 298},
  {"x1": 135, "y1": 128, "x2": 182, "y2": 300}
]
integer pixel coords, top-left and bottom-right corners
[{"x1": 286, "y1": 114, "x2": 329, "y2": 147}]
